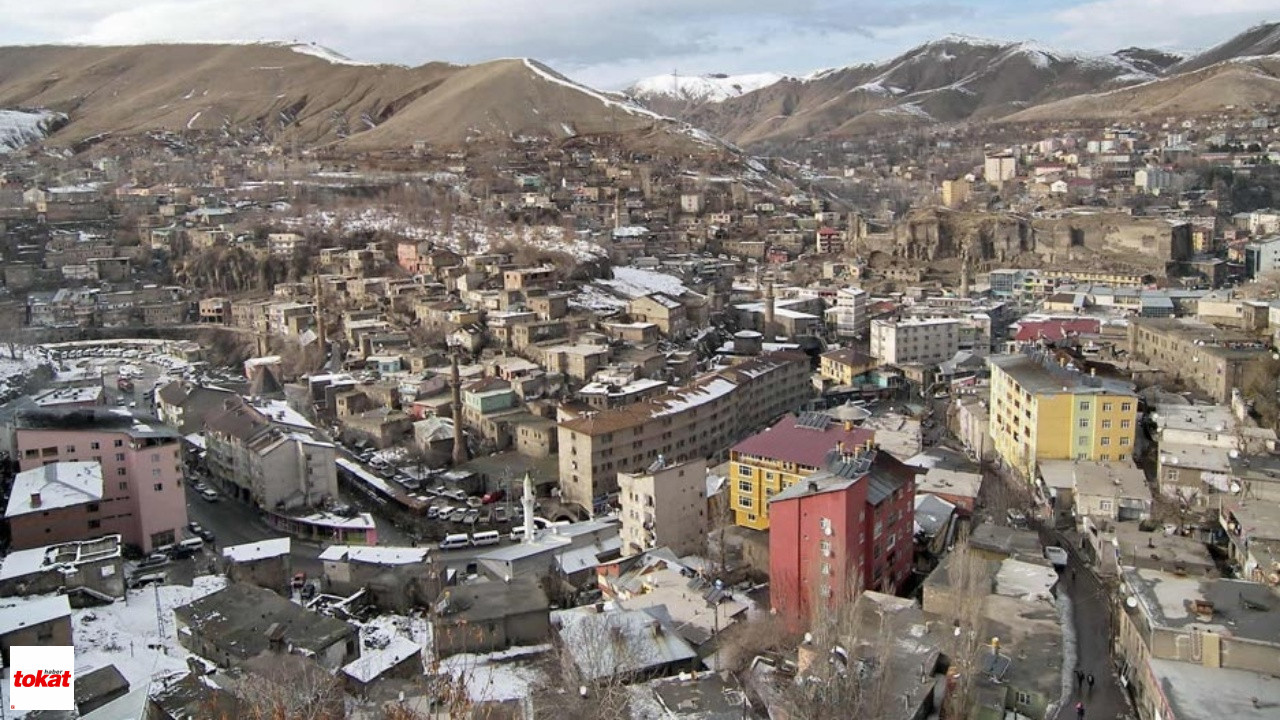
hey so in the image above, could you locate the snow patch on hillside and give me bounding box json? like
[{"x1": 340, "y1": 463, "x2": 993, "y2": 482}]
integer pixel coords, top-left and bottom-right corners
[
  {"x1": 286, "y1": 42, "x2": 374, "y2": 66},
  {"x1": 523, "y1": 59, "x2": 667, "y2": 120},
  {"x1": 0, "y1": 109, "x2": 64, "y2": 153},
  {"x1": 628, "y1": 72, "x2": 785, "y2": 102}
]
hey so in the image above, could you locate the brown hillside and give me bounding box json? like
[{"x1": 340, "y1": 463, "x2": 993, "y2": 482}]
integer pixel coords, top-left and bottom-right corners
[{"x1": 0, "y1": 44, "x2": 457, "y2": 146}]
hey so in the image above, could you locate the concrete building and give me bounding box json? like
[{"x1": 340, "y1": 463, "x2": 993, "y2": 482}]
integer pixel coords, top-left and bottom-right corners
[
  {"x1": 984, "y1": 153, "x2": 1017, "y2": 184},
  {"x1": 1072, "y1": 461, "x2": 1152, "y2": 528},
  {"x1": 768, "y1": 449, "x2": 916, "y2": 625},
  {"x1": 1115, "y1": 568, "x2": 1280, "y2": 720},
  {"x1": 431, "y1": 579, "x2": 551, "y2": 658},
  {"x1": 870, "y1": 317, "x2": 960, "y2": 366},
  {"x1": 818, "y1": 347, "x2": 880, "y2": 388},
  {"x1": 220, "y1": 538, "x2": 292, "y2": 594},
  {"x1": 0, "y1": 534, "x2": 124, "y2": 599},
  {"x1": 203, "y1": 398, "x2": 338, "y2": 512},
  {"x1": 729, "y1": 412, "x2": 875, "y2": 531},
  {"x1": 988, "y1": 352, "x2": 1138, "y2": 480},
  {"x1": 628, "y1": 293, "x2": 688, "y2": 337},
  {"x1": 174, "y1": 583, "x2": 359, "y2": 671},
  {"x1": 0, "y1": 595, "x2": 73, "y2": 665},
  {"x1": 557, "y1": 352, "x2": 812, "y2": 513},
  {"x1": 14, "y1": 410, "x2": 188, "y2": 552},
  {"x1": 825, "y1": 286, "x2": 869, "y2": 339},
  {"x1": 1244, "y1": 235, "x2": 1280, "y2": 280},
  {"x1": 6, "y1": 462, "x2": 107, "y2": 550},
  {"x1": 941, "y1": 178, "x2": 972, "y2": 208},
  {"x1": 618, "y1": 458, "x2": 707, "y2": 557},
  {"x1": 1127, "y1": 318, "x2": 1272, "y2": 403},
  {"x1": 317, "y1": 545, "x2": 438, "y2": 612}
]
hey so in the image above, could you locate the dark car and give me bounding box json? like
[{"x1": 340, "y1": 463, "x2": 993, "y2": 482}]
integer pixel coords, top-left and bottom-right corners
[
  {"x1": 482, "y1": 489, "x2": 506, "y2": 505},
  {"x1": 195, "y1": 527, "x2": 216, "y2": 543}
]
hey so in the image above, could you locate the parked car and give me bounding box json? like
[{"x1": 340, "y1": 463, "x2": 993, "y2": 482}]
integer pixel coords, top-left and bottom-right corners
[
  {"x1": 195, "y1": 527, "x2": 215, "y2": 543},
  {"x1": 198, "y1": 487, "x2": 219, "y2": 502},
  {"x1": 426, "y1": 506, "x2": 441, "y2": 519},
  {"x1": 445, "y1": 489, "x2": 467, "y2": 502},
  {"x1": 465, "y1": 496, "x2": 483, "y2": 508},
  {"x1": 493, "y1": 506, "x2": 509, "y2": 523},
  {"x1": 187, "y1": 522, "x2": 204, "y2": 536},
  {"x1": 482, "y1": 490, "x2": 506, "y2": 505},
  {"x1": 128, "y1": 571, "x2": 167, "y2": 589},
  {"x1": 463, "y1": 509, "x2": 479, "y2": 525},
  {"x1": 478, "y1": 508, "x2": 493, "y2": 524},
  {"x1": 136, "y1": 553, "x2": 170, "y2": 571},
  {"x1": 447, "y1": 508, "x2": 468, "y2": 523}
]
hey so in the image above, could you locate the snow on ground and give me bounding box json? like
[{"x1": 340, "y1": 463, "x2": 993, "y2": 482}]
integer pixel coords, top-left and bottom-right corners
[
  {"x1": 438, "y1": 644, "x2": 551, "y2": 703},
  {"x1": 570, "y1": 284, "x2": 629, "y2": 312},
  {"x1": 74, "y1": 576, "x2": 228, "y2": 693},
  {"x1": 599, "y1": 266, "x2": 689, "y2": 299},
  {"x1": 285, "y1": 42, "x2": 375, "y2": 66},
  {"x1": 522, "y1": 59, "x2": 666, "y2": 121},
  {"x1": 0, "y1": 109, "x2": 64, "y2": 153},
  {"x1": 0, "y1": 348, "x2": 48, "y2": 399}
]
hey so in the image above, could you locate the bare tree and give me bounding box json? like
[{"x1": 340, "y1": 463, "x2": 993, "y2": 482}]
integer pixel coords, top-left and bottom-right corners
[
  {"x1": 234, "y1": 654, "x2": 345, "y2": 720},
  {"x1": 937, "y1": 540, "x2": 994, "y2": 720}
]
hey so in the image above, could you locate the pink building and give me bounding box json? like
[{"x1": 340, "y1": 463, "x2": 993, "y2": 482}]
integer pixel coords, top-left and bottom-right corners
[
  {"x1": 15, "y1": 409, "x2": 189, "y2": 552},
  {"x1": 5, "y1": 462, "x2": 108, "y2": 550}
]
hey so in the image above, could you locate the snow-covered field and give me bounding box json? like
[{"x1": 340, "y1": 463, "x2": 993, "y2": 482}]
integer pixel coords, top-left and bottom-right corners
[
  {"x1": 74, "y1": 576, "x2": 228, "y2": 694},
  {"x1": 0, "y1": 348, "x2": 48, "y2": 399},
  {"x1": 0, "y1": 109, "x2": 64, "y2": 153},
  {"x1": 572, "y1": 266, "x2": 690, "y2": 311}
]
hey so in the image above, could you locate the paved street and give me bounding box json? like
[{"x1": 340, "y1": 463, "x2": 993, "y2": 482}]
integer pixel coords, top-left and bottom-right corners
[{"x1": 1055, "y1": 538, "x2": 1133, "y2": 720}]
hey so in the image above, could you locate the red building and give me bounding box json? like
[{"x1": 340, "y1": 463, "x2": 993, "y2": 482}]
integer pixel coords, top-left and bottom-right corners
[{"x1": 768, "y1": 449, "x2": 916, "y2": 628}]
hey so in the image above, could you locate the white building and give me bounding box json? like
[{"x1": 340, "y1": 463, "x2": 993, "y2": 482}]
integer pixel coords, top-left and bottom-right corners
[
  {"x1": 984, "y1": 153, "x2": 1017, "y2": 184},
  {"x1": 870, "y1": 317, "x2": 960, "y2": 366},
  {"x1": 825, "y1": 286, "x2": 869, "y2": 339},
  {"x1": 617, "y1": 458, "x2": 707, "y2": 558},
  {"x1": 267, "y1": 232, "x2": 306, "y2": 257},
  {"x1": 1245, "y1": 235, "x2": 1280, "y2": 280}
]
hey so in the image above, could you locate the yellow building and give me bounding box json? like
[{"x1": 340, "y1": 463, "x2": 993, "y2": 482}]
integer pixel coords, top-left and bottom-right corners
[
  {"x1": 728, "y1": 413, "x2": 875, "y2": 530},
  {"x1": 941, "y1": 179, "x2": 972, "y2": 209},
  {"x1": 988, "y1": 353, "x2": 1138, "y2": 480},
  {"x1": 819, "y1": 347, "x2": 880, "y2": 387}
]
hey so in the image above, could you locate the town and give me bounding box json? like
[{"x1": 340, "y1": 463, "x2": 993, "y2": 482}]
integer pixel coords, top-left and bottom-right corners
[{"x1": 1, "y1": 19, "x2": 1280, "y2": 720}]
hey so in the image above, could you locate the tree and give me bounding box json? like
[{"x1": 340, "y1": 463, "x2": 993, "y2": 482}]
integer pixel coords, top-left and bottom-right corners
[
  {"x1": 937, "y1": 541, "x2": 994, "y2": 720},
  {"x1": 234, "y1": 655, "x2": 345, "y2": 720}
]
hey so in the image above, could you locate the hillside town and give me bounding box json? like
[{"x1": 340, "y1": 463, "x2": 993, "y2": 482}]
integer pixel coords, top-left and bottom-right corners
[{"x1": 2, "y1": 19, "x2": 1280, "y2": 720}]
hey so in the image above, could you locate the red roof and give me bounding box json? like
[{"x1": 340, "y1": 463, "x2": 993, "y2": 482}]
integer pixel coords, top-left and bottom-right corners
[
  {"x1": 1013, "y1": 318, "x2": 1101, "y2": 343},
  {"x1": 732, "y1": 413, "x2": 875, "y2": 469}
]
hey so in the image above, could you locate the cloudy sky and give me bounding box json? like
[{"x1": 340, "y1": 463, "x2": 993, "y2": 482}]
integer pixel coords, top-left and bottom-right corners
[{"x1": 0, "y1": 0, "x2": 1275, "y2": 88}]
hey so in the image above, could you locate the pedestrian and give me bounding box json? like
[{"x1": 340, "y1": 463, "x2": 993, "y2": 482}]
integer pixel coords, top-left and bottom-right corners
[
  {"x1": 1076, "y1": 702, "x2": 1085, "y2": 719},
  {"x1": 1087, "y1": 673, "x2": 1095, "y2": 691},
  {"x1": 1074, "y1": 668, "x2": 1083, "y2": 688}
]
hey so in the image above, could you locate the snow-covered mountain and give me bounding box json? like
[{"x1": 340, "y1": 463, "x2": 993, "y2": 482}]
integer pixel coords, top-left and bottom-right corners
[
  {"x1": 627, "y1": 72, "x2": 787, "y2": 104},
  {"x1": 0, "y1": 109, "x2": 65, "y2": 153}
]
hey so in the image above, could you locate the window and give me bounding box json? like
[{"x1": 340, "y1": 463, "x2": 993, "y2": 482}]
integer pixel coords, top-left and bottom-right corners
[
  {"x1": 1078, "y1": 418, "x2": 1089, "y2": 428},
  {"x1": 1103, "y1": 403, "x2": 1113, "y2": 412},
  {"x1": 1121, "y1": 420, "x2": 1131, "y2": 429},
  {"x1": 737, "y1": 464, "x2": 752, "y2": 477},
  {"x1": 115, "y1": 453, "x2": 125, "y2": 462},
  {"x1": 746, "y1": 513, "x2": 757, "y2": 522},
  {"x1": 151, "y1": 453, "x2": 160, "y2": 462},
  {"x1": 1076, "y1": 453, "x2": 1088, "y2": 460},
  {"x1": 1015, "y1": 691, "x2": 1031, "y2": 706},
  {"x1": 91, "y1": 441, "x2": 100, "y2": 450},
  {"x1": 36, "y1": 626, "x2": 53, "y2": 642},
  {"x1": 88, "y1": 519, "x2": 101, "y2": 529},
  {"x1": 1121, "y1": 403, "x2": 1132, "y2": 412},
  {"x1": 113, "y1": 439, "x2": 123, "y2": 447},
  {"x1": 1118, "y1": 454, "x2": 1128, "y2": 461},
  {"x1": 820, "y1": 563, "x2": 831, "y2": 576},
  {"x1": 1100, "y1": 454, "x2": 1110, "y2": 461},
  {"x1": 1078, "y1": 436, "x2": 1090, "y2": 446},
  {"x1": 87, "y1": 503, "x2": 99, "y2": 512},
  {"x1": 1100, "y1": 500, "x2": 1113, "y2": 511},
  {"x1": 153, "y1": 483, "x2": 163, "y2": 492},
  {"x1": 820, "y1": 540, "x2": 832, "y2": 555},
  {"x1": 23, "y1": 449, "x2": 37, "y2": 459},
  {"x1": 1080, "y1": 401, "x2": 1091, "y2": 411},
  {"x1": 737, "y1": 496, "x2": 752, "y2": 509},
  {"x1": 152, "y1": 468, "x2": 161, "y2": 477},
  {"x1": 1120, "y1": 437, "x2": 1130, "y2": 446},
  {"x1": 65, "y1": 445, "x2": 76, "y2": 453},
  {"x1": 1101, "y1": 437, "x2": 1111, "y2": 446},
  {"x1": 1102, "y1": 420, "x2": 1112, "y2": 429},
  {"x1": 737, "y1": 480, "x2": 752, "y2": 493},
  {"x1": 116, "y1": 468, "x2": 126, "y2": 476},
  {"x1": 119, "y1": 482, "x2": 127, "y2": 491}
]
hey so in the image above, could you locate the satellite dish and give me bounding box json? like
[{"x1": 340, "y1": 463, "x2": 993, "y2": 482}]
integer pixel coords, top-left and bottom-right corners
[
  {"x1": 1126, "y1": 596, "x2": 1138, "y2": 608},
  {"x1": 1230, "y1": 482, "x2": 1242, "y2": 494}
]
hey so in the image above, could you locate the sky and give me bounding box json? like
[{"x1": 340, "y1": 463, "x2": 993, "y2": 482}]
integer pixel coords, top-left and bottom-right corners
[{"x1": 0, "y1": 0, "x2": 1276, "y2": 89}]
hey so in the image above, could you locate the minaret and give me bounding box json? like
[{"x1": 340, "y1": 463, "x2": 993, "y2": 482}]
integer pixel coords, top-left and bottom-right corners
[
  {"x1": 450, "y1": 350, "x2": 468, "y2": 466},
  {"x1": 959, "y1": 247, "x2": 971, "y2": 298},
  {"x1": 521, "y1": 472, "x2": 536, "y2": 544},
  {"x1": 313, "y1": 274, "x2": 327, "y2": 371},
  {"x1": 763, "y1": 281, "x2": 776, "y2": 342}
]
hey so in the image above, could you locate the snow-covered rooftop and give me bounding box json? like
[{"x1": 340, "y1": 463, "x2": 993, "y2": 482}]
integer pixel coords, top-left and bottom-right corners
[
  {"x1": 319, "y1": 545, "x2": 428, "y2": 565},
  {"x1": 0, "y1": 594, "x2": 72, "y2": 636},
  {"x1": 341, "y1": 635, "x2": 420, "y2": 683},
  {"x1": 7, "y1": 461, "x2": 104, "y2": 518},
  {"x1": 0, "y1": 534, "x2": 121, "y2": 581},
  {"x1": 221, "y1": 537, "x2": 291, "y2": 563}
]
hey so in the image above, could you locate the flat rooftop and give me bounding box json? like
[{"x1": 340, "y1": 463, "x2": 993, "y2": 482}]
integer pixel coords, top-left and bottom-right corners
[
  {"x1": 1122, "y1": 568, "x2": 1280, "y2": 644},
  {"x1": 989, "y1": 352, "x2": 1135, "y2": 396}
]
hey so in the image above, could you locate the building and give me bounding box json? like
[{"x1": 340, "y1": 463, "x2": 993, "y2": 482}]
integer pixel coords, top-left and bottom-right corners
[
  {"x1": 341, "y1": 635, "x2": 421, "y2": 696},
  {"x1": 1115, "y1": 568, "x2": 1280, "y2": 720},
  {"x1": 551, "y1": 603, "x2": 699, "y2": 684},
  {"x1": 628, "y1": 293, "x2": 688, "y2": 337},
  {"x1": 1244, "y1": 235, "x2": 1280, "y2": 280},
  {"x1": 1071, "y1": 461, "x2": 1152, "y2": 528},
  {"x1": 0, "y1": 534, "x2": 124, "y2": 599},
  {"x1": 941, "y1": 178, "x2": 972, "y2": 208},
  {"x1": 318, "y1": 544, "x2": 438, "y2": 612},
  {"x1": 825, "y1": 287, "x2": 869, "y2": 340},
  {"x1": 203, "y1": 398, "x2": 338, "y2": 511},
  {"x1": 266, "y1": 232, "x2": 306, "y2": 257},
  {"x1": 768, "y1": 449, "x2": 915, "y2": 625},
  {"x1": 870, "y1": 317, "x2": 959, "y2": 366},
  {"x1": 220, "y1": 538, "x2": 292, "y2": 593},
  {"x1": 729, "y1": 412, "x2": 875, "y2": 530},
  {"x1": 174, "y1": 583, "x2": 358, "y2": 671},
  {"x1": 0, "y1": 595, "x2": 73, "y2": 665},
  {"x1": 1127, "y1": 318, "x2": 1272, "y2": 403},
  {"x1": 818, "y1": 347, "x2": 880, "y2": 387},
  {"x1": 14, "y1": 410, "x2": 188, "y2": 552},
  {"x1": 5, "y1": 462, "x2": 107, "y2": 550},
  {"x1": 984, "y1": 153, "x2": 1017, "y2": 184},
  {"x1": 557, "y1": 352, "x2": 812, "y2": 513},
  {"x1": 618, "y1": 458, "x2": 707, "y2": 557},
  {"x1": 988, "y1": 352, "x2": 1139, "y2": 480},
  {"x1": 431, "y1": 579, "x2": 551, "y2": 658}
]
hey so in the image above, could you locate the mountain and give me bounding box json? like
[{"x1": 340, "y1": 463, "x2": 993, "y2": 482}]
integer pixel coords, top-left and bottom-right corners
[
  {"x1": 0, "y1": 43, "x2": 716, "y2": 154},
  {"x1": 674, "y1": 35, "x2": 1159, "y2": 146},
  {"x1": 1170, "y1": 22, "x2": 1280, "y2": 74},
  {"x1": 625, "y1": 72, "x2": 786, "y2": 115},
  {"x1": 1111, "y1": 47, "x2": 1184, "y2": 75}
]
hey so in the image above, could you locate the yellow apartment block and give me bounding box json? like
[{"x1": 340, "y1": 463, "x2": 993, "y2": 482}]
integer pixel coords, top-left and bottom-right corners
[{"x1": 988, "y1": 353, "x2": 1138, "y2": 480}]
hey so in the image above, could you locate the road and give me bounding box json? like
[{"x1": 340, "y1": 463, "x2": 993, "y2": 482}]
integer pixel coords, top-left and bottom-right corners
[{"x1": 1053, "y1": 535, "x2": 1133, "y2": 720}]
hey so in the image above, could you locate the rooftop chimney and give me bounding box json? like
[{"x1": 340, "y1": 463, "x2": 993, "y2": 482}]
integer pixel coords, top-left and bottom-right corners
[
  {"x1": 844, "y1": 420, "x2": 853, "y2": 432},
  {"x1": 808, "y1": 481, "x2": 819, "y2": 493},
  {"x1": 29, "y1": 492, "x2": 41, "y2": 508}
]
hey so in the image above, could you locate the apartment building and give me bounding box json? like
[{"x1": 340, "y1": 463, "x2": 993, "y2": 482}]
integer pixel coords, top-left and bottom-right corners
[
  {"x1": 988, "y1": 352, "x2": 1139, "y2": 480},
  {"x1": 627, "y1": 294, "x2": 688, "y2": 337},
  {"x1": 728, "y1": 412, "x2": 874, "y2": 530},
  {"x1": 13, "y1": 409, "x2": 188, "y2": 551},
  {"x1": 1127, "y1": 318, "x2": 1272, "y2": 403},
  {"x1": 870, "y1": 317, "x2": 960, "y2": 366},
  {"x1": 769, "y1": 448, "x2": 916, "y2": 626},
  {"x1": 824, "y1": 286, "x2": 869, "y2": 340},
  {"x1": 617, "y1": 458, "x2": 707, "y2": 558},
  {"x1": 818, "y1": 347, "x2": 880, "y2": 387},
  {"x1": 1244, "y1": 235, "x2": 1280, "y2": 280},
  {"x1": 502, "y1": 266, "x2": 556, "y2": 291},
  {"x1": 557, "y1": 352, "x2": 812, "y2": 513},
  {"x1": 203, "y1": 398, "x2": 338, "y2": 512}
]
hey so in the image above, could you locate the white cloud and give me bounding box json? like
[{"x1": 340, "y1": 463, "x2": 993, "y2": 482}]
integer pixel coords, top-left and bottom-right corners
[{"x1": 1053, "y1": 0, "x2": 1278, "y2": 53}]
